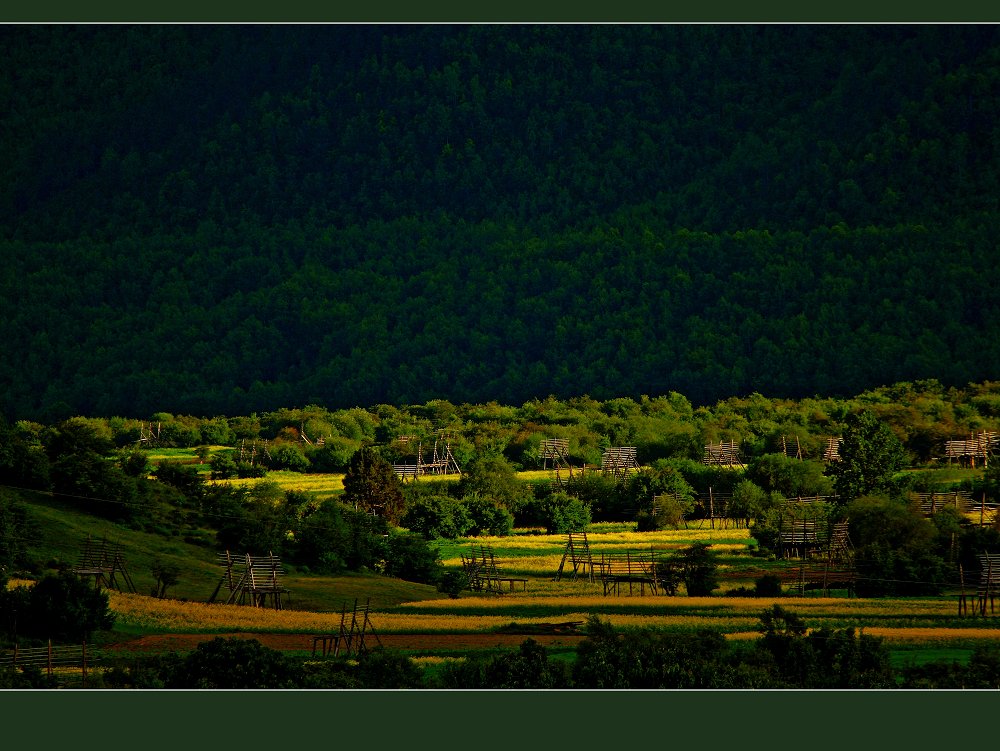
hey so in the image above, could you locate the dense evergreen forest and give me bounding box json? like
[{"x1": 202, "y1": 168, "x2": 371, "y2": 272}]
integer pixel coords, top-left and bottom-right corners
[{"x1": 2, "y1": 25, "x2": 1000, "y2": 421}]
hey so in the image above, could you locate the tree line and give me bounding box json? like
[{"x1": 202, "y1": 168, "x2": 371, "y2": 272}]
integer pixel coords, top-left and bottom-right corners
[{"x1": 3, "y1": 382, "x2": 1000, "y2": 598}]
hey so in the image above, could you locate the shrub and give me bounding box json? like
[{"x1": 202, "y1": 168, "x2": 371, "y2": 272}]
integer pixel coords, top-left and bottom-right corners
[
  {"x1": 437, "y1": 639, "x2": 569, "y2": 688},
  {"x1": 458, "y1": 455, "x2": 532, "y2": 513},
  {"x1": 268, "y1": 444, "x2": 311, "y2": 473},
  {"x1": 209, "y1": 452, "x2": 238, "y2": 480},
  {"x1": 527, "y1": 491, "x2": 591, "y2": 534},
  {"x1": 729, "y1": 479, "x2": 770, "y2": 528},
  {"x1": 572, "y1": 616, "x2": 739, "y2": 688},
  {"x1": 1, "y1": 571, "x2": 115, "y2": 642},
  {"x1": 383, "y1": 531, "x2": 442, "y2": 585},
  {"x1": 354, "y1": 649, "x2": 424, "y2": 688},
  {"x1": 621, "y1": 464, "x2": 695, "y2": 528},
  {"x1": 462, "y1": 494, "x2": 515, "y2": 537},
  {"x1": 562, "y1": 472, "x2": 620, "y2": 520},
  {"x1": 236, "y1": 461, "x2": 268, "y2": 479},
  {"x1": 747, "y1": 454, "x2": 833, "y2": 498},
  {"x1": 153, "y1": 460, "x2": 205, "y2": 499},
  {"x1": 165, "y1": 638, "x2": 301, "y2": 689},
  {"x1": 437, "y1": 569, "x2": 469, "y2": 598},
  {"x1": 679, "y1": 542, "x2": 719, "y2": 596},
  {"x1": 754, "y1": 574, "x2": 783, "y2": 597},
  {"x1": 293, "y1": 501, "x2": 352, "y2": 573},
  {"x1": 0, "y1": 491, "x2": 39, "y2": 575},
  {"x1": 401, "y1": 495, "x2": 473, "y2": 539},
  {"x1": 847, "y1": 494, "x2": 948, "y2": 596},
  {"x1": 293, "y1": 501, "x2": 392, "y2": 574},
  {"x1": 636, "y1": 493, "x2": 692, "y2": 531}
]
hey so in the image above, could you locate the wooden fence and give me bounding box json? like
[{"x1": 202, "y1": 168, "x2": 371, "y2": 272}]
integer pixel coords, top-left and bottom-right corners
[{"x1": 1, "y1": 641, "x2": 99, "y2": 687}]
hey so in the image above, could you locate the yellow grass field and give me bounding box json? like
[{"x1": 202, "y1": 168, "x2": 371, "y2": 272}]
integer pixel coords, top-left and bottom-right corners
[{"x1": 105, "y1": 588, "x2": 1000, "y2": 648}]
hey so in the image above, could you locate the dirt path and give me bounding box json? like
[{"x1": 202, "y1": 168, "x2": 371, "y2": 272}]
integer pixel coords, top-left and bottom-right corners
[{"x1": 105, "y1": 632, "x2": 587, "y2": 654}]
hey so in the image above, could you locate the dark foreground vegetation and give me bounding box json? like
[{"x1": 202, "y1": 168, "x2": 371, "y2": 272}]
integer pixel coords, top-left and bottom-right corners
[
  {"x1": 6, "y1": 612, "x2": 1000, "y2": 689},
  {"x1": 3, "y1": 26, "x2": 1000, "y2": 419}
]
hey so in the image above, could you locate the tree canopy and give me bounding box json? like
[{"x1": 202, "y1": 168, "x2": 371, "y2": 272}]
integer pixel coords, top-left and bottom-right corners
[{"x1": 2, "y1": 26, "x2": 1000, "y2": 419}]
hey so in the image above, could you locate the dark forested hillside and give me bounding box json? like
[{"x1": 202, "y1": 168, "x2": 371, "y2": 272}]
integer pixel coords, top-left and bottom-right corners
[{"x1": 2, "y1": 25, "x2": 999, "y2": 420}]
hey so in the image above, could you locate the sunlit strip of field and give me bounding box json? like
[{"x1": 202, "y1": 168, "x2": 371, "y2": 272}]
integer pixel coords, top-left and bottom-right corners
[
  {"x1": 106, "y1": 591, "x2": 762, "y2": 634},
  {"x1": 210, "y1": 471, "x2": 346, "y2": 495},
  {"x1": 444, "y1": 527, "x2": 754, "y2": 553},
  {"x1": 106, "y1": 590, "x2": 1000, "y2": 640},
  {"x1": 144, "y1": 446, "x2": 230, "y2": 462},
  {"x1": 393, "y1": 595, "x2": 969, "y2": 620},
  {"x1": 109, "y1": 592, "x2": 349, "y2": 633}
]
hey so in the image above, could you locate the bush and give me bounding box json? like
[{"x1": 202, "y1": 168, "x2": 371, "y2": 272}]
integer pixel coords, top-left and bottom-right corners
[
  {"x1": 1, "y1": 571, "x2": 115, "y2": 643},
  {"x1": 526, "y1": 491, "x2": 591, "y2": 534},
  {"x1": 729, "y1": 479, "x2": 770, "y2": 528},
  {"x1": 754, "y1": 574, "x2": 783, "y2": 597},
  {"x1": 401, "y1": 495, "x2": 473, "y2": 539},
  {"x1": 236, "y1": 461, "x2": 268, "y2": 479},
  {"x1": 621, "y1": 464, "x2": 695, "y2": 528},
  {"x1": 383, "y1": 531, "x2": 442, "y2": 585},
  {"x1": 747, "y1": 454, "x2": 833, "y2": 498},
  {"x1": 562, "y1": 472, "x2": 620, "y2": 520},
  {"x1": 268, "y1": 444, "x2": 311, "y2": 473},
  {"x1": 847, "y1": 494, "x2": 948, "y2": 596},
  {"x1": 293, "y1": 501, "x2": 352, "y2": 573},
  {"x1": 165, "y1": 638, "x2": 301, "y2": 689},
  {"x1": 354, "y1": 649, "x2": 424, "y2": 688},
  {"x1": 212, "y1": 484, "x2": 296, "y2": 557},
  {"x1": 679, "y1": 542, "x2": 719, "y2": 596},
  {"x1": 636, "y1": 493, "x2": 692, "y2": 531},
  {"x1": 437, "y1": 569, "x2": 469, "y2": 598},
  {"x1": 462, "y1": 494, "x2": 515, "y2": 536},
  {"x1": 209, "y1": 452, "x2": 238, "y2": 480},
  {"x1": 437, "y1": 638, "x2": 569, "y2": 688},
  {"x1": 293, "y1": 501, "x2": 392, "y2": 574},
  {"x1": 153, "y1": 460, "x2": 205, "y2": 499},
  {"x1": 572, "y1": 616, "x2": 740, "y2": 688},
  {"x1": 458, "y1": 455, "x2": 532, "y2": 513}
]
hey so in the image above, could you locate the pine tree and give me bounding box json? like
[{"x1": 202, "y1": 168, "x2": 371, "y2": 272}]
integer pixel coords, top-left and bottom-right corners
[{"x1": 342, "y1": 446, "x2": 404, "y2": 525}]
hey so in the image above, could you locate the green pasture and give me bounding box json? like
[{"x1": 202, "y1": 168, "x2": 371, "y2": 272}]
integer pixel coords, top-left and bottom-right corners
[{"x1": 13, "y1": 463, "x2": 1000, "y2": 667}]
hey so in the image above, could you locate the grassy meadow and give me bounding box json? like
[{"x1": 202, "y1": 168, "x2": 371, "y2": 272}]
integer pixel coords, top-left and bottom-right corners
[{"x1": 13, "y1": 459, "x2": 1000, "y2": 671}]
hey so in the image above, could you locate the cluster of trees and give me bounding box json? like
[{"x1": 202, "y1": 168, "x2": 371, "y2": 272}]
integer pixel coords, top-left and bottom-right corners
[
  {"x1": 4, "y1": 390, "x2": 1000, "y2": 596},
  {"x1": 0, "y1": 571, "x2": 115, "y2": 647},
  {"x1": 3, "y1": 27, "x2": 1000, "y2": 418},
  {"x1": 8, "y1": 379, "x2": 1000, "y2": 472},
  {"x1": 81, "y1": 611, "x2": 1000, "y2": 690}
]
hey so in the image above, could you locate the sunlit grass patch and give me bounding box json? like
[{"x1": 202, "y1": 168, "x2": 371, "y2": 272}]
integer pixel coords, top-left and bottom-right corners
[
  {"x1": 211, "y1": 471, "x2": 345, "y2": 497},
  {"x1": 411, "y1": 655, "x2": 463, "y2": 666},
  {"x1": 108, "y1": 591, "x2": 348, "y2": 633}
]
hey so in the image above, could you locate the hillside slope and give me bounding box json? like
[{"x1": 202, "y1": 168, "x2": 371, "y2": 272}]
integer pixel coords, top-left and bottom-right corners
[{"x1": 2, "y1": 26, "x2": 999, "y2": 419}]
